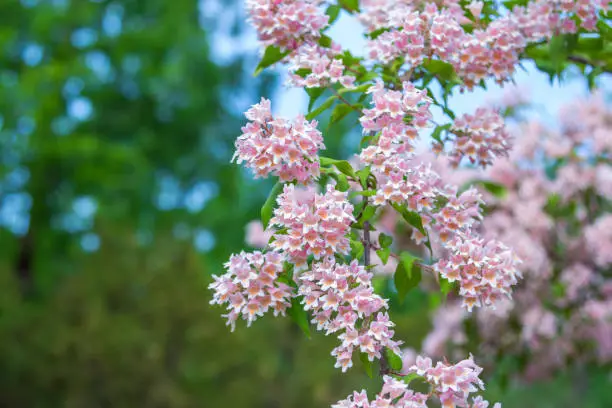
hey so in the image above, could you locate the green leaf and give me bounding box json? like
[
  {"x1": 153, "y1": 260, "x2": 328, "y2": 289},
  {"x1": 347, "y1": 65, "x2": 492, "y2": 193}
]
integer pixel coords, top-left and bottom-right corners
[
  {"x1": 356, "y1": 166, "x2": 371, "y2": 189},
  {"x1": 325, "y1": 5, "x2": 341, "y2": 24},
  {"x1": 390, "y1": 203, "x2": 426, "y2": 235},
  {"x1": 359, "y1": 353, "x2": 373, "y2": 378},
  {"x1": 306, "y1": 95, "x2": 338, "y2": 120},
  {"x1": 376, "y1": 248, "x2": 391, "y2": 265},
  {"x1": 431, "y1": 123, "x2": 452, "y2": 144},
  {"x1": 548, "y1": 35, "x2": 568, "y2": 78},
  {"x1": 378, "y1": 232, "x2": 393, "y2": 249},
  {"x1": 402, "y1": 372, "x2": 421, "y2": 386},
  {"x1": 422, "y1": 59, "x2": 461, "y2": 84},
  {"x1": 394, "y1": 252, "x2": 422, "y2": 303},
  {"x1": 385, "y1": 348, "x2": 403, "y2": 371},
  {"x1": 330, "y1": 104, "x2": 353, "y2": 124},
  {"x1": 390, "y1": 203, "x2": 432, "y2": 254},
  {"x1": 329, "y1": 172, "x2": 350, "y2": 192},
  {"x1": 349, "y1": 189, "x2": 376, "y2": 199},
  {"x1": 361, "y1": 205, "x2": 376, "y2": 223},
  {"x1": 440, "y1": 277, "x2": 454, "y2": 296},
  {"x1": 350, "y1": 239, "x2": 364, "y2": 260},
  {"x1": 287, "y1": 297, "x2": 311, "y2": 338},
  {"x1": 261, "y1": 182, "x2": 284, "y2": 228},
  {"x1": 318, "y1": 33, "x2": 333, "y2": 48},
  {"x1": 254, "y1": 46, "x2": 290, "y2": 76},
  {"x1": 469, "y1": 180, "x2": 507, "y2": 198},
  {"x1": 320, "y1": 157, "x2": 357, "y2": 178},
  {"x1": 306, "y1": 87, "x2": 326, "y2": 111},
  {"x1": 340, "y1": 0, "x2": 359, "y2": 13}
]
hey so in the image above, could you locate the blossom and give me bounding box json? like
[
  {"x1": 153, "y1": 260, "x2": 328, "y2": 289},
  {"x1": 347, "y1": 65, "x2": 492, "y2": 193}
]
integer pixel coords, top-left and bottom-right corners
[
  {"x1": 287, "y1": 44, "x2": 356, "y2": 89},
  {"x1": 335, "y1": 355, "x2": 500, "y2": 408},
  {"x1": 359, "y1": 80, "x2": 431, "y2": 174},
  {"x1": 209, "y1": 251, "x2": 293, "y2": 331},
  {"x1": 269, "y1": 184, "x2": 354, "y2": 267},
  {"x1": 333, "y1": 375, "x2": 428, "y2": 408},
  {"x1": 233, "y1": 98, "x2": 325, "y2": 183},
  {"x1": 446, "y1": 108, "x2": 512, "y2": 168},
  {"x1": 371, "y1": 164, "x2": 443, "y2": 214},
  {"x1": 246, "y1": 0, "x2": 329, "y2": 51},
  {"x1": 585, "y1": 215, "x2": 612, "y2": 267},
  {"x1": 299, "y1": 257, "x2": 401, "y2": 372},
  {"x1": 434, "y1": 234, "x2": 522, "y2": 312}
]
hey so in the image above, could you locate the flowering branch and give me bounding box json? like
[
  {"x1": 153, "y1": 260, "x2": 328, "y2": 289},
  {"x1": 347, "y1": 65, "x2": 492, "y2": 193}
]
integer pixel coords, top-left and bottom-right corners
[{"x1": 211, "y1": 0, "x2": 608, "y2": 406}]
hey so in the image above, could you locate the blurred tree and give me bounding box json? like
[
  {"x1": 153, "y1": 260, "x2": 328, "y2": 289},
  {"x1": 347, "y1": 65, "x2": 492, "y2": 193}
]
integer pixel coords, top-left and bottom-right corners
[
  {"x1": 0, "y1": 1, "x2": 381, "y2": 407},
  {"x1": 0, "y1": 0, "x2": 276, "y2": 296}
]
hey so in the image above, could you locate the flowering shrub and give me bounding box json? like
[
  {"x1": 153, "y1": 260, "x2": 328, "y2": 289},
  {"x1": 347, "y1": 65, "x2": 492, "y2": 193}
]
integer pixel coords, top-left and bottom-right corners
[
  {"x1": 420, "y1": 90, "x2": 612, "y2": 383},
  {"x1": 210, "y1": 0, "x2": 609, "y2": 406}
]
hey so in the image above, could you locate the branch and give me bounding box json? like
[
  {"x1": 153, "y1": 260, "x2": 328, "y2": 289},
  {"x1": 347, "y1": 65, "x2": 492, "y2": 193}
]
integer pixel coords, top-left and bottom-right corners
[
  {"x1": 566, "y1": 55, "x2": 612, "y2": 73},
  {"x1": 363, "y1": 199, "x2": 371, "y2": 267},
  {"x1": 329, "y1": 87, "x2": 362, "y2": 112}
]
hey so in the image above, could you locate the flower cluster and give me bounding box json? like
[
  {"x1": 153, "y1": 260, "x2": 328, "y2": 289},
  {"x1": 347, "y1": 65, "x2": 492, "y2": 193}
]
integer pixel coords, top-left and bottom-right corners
[
  {"x1": 209, "y1": 251, "x2": 293, "y2": 331},
  {"x1": 287, "y1": 44, "x2": 356, "y2": 89},
  {"x1": 365, "y1": 1, "x2": 606, "y2": 88},
  {"x1": 245, "y1": 0, "x2": 328, "y2": 51},
  {"x1": 233, "y1": 98, "x2": 325, "y2": 184},
  {"x1": 359, "y1": 80, "x2": 432, "y2": 174},
  {"x1": 427, "y1": 187, "x2": 484, "y2": 243},
  {"x1": 372, "y1": 164, "x2": 442, "y2": 211},
  {"x1": 434, "y1": 235, "x2": 522, "y2": 311},
  {"x1": 446, "y1": 108, "x2": 512, "y2": 168},
  {"x1": 333, "y1": 375, "x2": 428, "y2": 408},
  {"x1": 585, "y1": 215, "x2": 612, "y2": 268},
  {"x1": 420, "y1": 90, "x2": 612, "y2": 381},
  {"x1": 411, "y1": 355, "x2": 498, "y2": 408},
  {"x1": 270, "y1": 184, "x2": 354, "y2": 268},
  {"x1": 299, "y1": 258, "x2": 401, "y2": 371},
  {"x1": 334, "y1": 355, "x2": 500, "y2": 408}
]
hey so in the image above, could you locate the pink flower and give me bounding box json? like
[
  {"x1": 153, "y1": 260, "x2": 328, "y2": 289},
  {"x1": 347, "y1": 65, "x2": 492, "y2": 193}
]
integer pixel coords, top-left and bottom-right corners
[
  {"x1": 299, "y1": 257, "x2": 401, "y2": 372},
  {"x1": 359, "y1": 80, "x2": 431, "y2": 174},
  {"x1": 446, "y1": 108, "x2": 513, "y2": 168},
  {"x1": 209, "y1": 251, "x2": 293, "y2": 331},
  {"x1": 246, "y1": 0, "x2": 329, "y2": 51},
  {"x1": 287, "y1": 44, "x2": 357, "y2": 89},
  {"x1": 585, "y1": 215, "x2": 612, "y2": 267},
  {"x1": 233, "y1": 98, "x2": 325, "y2": 184},
  {"x1": 336, "y1": 355, "x2": 499, "y2": 408},
  {"x1": 269, "y1": 184, "x2": 354, "y2": 268},
  {"x1": 245, "y1": 220, "x2": 273, "y2": 248},
  {"x1": 434, "y1": 234, "x2": 522, "y2": 312}
]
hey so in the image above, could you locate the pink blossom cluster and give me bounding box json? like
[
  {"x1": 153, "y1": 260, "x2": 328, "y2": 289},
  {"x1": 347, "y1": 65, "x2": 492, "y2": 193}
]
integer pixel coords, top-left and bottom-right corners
[
  {"x1": 419, "y1": 90, "x2": 612, "y2": 380},
  {"x1": 365, "y1": 1, "x2": 606, "y2": 88},
  {"x1": 209, "y1": 251, "x2": 293, "y2": 331},
  {"x1": 299, "y1": 257, "x2": 401, "y2": 372},
  {"x1": 269, "y1": 184, "x2": 354, "y2": 268},
  {"x1": 245, "y1": 0, "x2": 328, "y2": 51},
  {"x1": 372, "y1": 164, "x2": 442, "y2": 211},
  {"x1": 584, "y1": 215, "x2": 612, "y2": 268},
  {"x1": 287, "y1": 44, "x2": 357, "y2": 89},
  {"x1": 434, "y1": 234, "x2": 522, "y2": 311},
  {"x1": 334, "y1": 355, "x2": 500, "y2": 408},
  {"x1": 359, "y1": 80, "x2": 432, "y2": 174},
  {"x1": 233, "y1": 98, "x2": 325, "y2": 184},
  {"x1": 426, "y1": 187, "x2": 484, "y2": 244},
  {"x1": 332, "y1": 375, "x2": 428, "y2": 408},
  {"x1": 445, "y1": 108, "x2": 512, "y2": 168}
]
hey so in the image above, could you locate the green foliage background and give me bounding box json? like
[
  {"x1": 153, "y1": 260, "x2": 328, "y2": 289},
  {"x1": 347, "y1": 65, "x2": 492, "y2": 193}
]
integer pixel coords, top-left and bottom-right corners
[{"x1": 0, "y1": 1, "x2": 610, "y2": 407}]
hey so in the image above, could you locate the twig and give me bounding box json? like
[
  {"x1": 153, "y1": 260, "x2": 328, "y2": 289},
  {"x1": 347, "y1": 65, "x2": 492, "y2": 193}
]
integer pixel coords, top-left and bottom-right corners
[{"x1": 329, "y1": 87, "x2": 362, "y2": 112}]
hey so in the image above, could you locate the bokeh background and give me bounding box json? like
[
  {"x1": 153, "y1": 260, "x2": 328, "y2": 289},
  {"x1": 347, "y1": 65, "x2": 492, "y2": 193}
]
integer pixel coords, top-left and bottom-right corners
[{"x1": 0, "y1": 1, "x2": 610, "y2": 407}]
